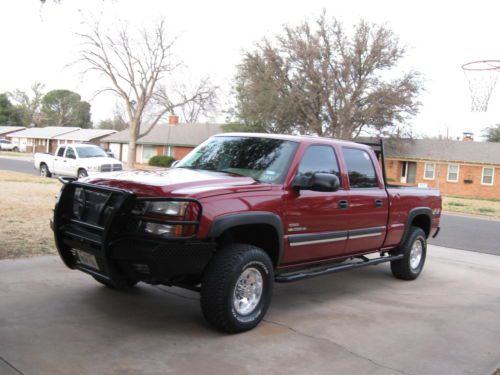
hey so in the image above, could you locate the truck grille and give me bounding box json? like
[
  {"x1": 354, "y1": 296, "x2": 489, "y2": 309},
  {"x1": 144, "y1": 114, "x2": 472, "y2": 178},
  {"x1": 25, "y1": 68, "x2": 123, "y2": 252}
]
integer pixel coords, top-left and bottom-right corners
[
  {"x1": 73, "y1": 187, "x2": 121, "y2": 226},
  {"x1": 100, "y1": 164, "x2": 122, "y2": 172}
]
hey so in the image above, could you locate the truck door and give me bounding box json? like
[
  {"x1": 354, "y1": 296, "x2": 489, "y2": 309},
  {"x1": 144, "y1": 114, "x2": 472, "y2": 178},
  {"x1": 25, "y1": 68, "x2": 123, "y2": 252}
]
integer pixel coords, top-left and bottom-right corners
[
  {"x1": 63, "y1": 146, "x2": 78, "y2": 177},
  {"x1": 283, "y1": 144, "x2": 350, "y2": 264},
  {"x1": 53, "y1": 146, "x2": 66, "y2": 175},
  {"x1": 341, "y1": 147, "x2": 389, "y2": 254}
]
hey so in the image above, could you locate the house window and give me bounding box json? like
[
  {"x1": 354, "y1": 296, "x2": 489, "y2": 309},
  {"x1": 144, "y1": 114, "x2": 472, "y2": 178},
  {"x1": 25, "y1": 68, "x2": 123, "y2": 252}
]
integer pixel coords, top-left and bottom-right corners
[
  {"x1": 142, "y1": 145, "x2": 156, "y2": 163},
  {"x1": 447, "y1": 164, "x2": 459, "y2": 182},
  {"x1": 481, "y1": 167, "x2": 494, "y2": 186},
  {"x1": 424, "y1": 163, "x2": 435, "y2": 180}
]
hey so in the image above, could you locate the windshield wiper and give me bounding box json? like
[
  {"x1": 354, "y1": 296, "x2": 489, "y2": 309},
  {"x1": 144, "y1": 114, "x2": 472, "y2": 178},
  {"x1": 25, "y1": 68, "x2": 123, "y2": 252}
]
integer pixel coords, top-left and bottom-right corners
[{"x1": 219, "y1": 169, "x2": 259, "y2": 182}]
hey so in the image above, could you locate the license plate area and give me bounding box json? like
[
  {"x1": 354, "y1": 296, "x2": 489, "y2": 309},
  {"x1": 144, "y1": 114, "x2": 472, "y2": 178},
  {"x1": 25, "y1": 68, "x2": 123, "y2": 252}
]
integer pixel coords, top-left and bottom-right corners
[{"x1": 75, "y1": 249, "x2": 99, "y2": 270}]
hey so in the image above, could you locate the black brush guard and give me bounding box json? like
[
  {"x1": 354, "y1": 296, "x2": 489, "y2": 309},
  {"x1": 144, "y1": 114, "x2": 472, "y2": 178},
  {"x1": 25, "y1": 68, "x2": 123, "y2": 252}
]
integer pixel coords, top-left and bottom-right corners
[{"x1": 53, "y1": 180, "x2": 214, "y2": 286}]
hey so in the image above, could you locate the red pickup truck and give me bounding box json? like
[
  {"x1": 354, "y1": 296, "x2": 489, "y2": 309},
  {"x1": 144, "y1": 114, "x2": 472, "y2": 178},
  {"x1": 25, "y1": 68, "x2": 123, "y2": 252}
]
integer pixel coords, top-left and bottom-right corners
[{"x1": 52, "y1": 134, "x2": 441, "y2": 333}]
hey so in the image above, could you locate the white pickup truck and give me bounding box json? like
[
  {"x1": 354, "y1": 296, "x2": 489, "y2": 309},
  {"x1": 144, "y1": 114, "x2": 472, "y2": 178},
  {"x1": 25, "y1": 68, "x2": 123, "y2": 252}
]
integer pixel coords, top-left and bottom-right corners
[{"x1": 34, "y1": 144, "x2": 123, "y2": 179}]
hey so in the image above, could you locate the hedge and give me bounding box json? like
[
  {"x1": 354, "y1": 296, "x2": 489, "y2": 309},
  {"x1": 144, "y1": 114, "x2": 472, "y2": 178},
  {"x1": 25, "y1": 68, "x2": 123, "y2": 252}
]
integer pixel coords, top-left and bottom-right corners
[{"x1": 148, "y1": 155, "x2": 176, "y2": 167}]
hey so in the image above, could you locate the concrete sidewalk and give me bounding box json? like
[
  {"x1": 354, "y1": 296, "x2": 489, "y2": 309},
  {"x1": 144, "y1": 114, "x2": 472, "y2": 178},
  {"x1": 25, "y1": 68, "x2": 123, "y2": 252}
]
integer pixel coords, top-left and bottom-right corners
[{"x1": 1, "y1": 246, "x2": 499, "y2": 375}]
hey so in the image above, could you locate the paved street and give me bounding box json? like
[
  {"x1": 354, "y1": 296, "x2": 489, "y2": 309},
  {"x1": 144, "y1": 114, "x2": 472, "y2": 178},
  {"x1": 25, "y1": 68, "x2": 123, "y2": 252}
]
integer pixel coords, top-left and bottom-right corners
[
  {"x1": 430, "y1": 213, "x2": 500, "y2": 256},
  {"x1": 0, "y1": 156, "x2": 37, "y2": 175},
  {"x1": 1, "y1": 246, "x2": 499, "y2": 375}
]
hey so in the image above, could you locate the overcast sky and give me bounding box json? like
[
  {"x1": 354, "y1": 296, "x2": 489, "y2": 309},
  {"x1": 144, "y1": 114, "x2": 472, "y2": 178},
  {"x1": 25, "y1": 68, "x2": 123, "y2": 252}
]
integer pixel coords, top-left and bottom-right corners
[{"x1": 1, "y1": 0, "x2": 500, "y2": 140}]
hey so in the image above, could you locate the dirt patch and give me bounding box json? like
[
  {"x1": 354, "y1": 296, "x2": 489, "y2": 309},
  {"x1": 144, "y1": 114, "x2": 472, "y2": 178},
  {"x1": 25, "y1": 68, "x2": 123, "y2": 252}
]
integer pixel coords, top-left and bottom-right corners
[
  {"x1": 443, "y1": 196, "x2": 500, "y2": 219},
  {"x1": 0, "y1": 171, "x2": 61, "y2": 259}
]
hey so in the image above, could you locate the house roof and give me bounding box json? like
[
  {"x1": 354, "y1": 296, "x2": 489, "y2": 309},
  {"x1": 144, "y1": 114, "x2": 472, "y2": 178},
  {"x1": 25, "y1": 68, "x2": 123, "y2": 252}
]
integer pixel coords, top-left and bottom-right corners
[
  {"x1": 0, "y1": 126, "x2": 26, "y2": 136},
  {"x1": 7, "y1": 126, "x2": 81, "y2": 139},
  {"x1": 385, "y1": 139, "x2": 500, "y2": 165},
  {"x1": 103, "y1": 123, "x2": 223, "y2": 146},
  {"x1": 53, "y1": 129, "x2": 117, "y2": 141}
]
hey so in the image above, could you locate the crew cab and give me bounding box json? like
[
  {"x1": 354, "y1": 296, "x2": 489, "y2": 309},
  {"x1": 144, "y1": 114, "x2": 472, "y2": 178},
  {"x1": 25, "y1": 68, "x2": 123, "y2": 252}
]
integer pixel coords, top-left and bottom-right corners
[
  {"x1": 35, "y1": 144, "x2": 122, "y2": 179},
  {"x1": 51, "y1": 134, "x2": 441, "y2": 333}
]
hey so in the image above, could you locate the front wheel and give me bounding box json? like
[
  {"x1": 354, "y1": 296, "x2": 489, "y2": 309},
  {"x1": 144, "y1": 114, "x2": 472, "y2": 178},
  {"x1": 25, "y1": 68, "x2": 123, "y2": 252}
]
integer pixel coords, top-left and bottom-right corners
[
  {"x1": 77, "y1": 169, "x2": 88, "y2": 179},
  {"x1": 201, "y1": 243, "x2": 273, "y2": 333},
  {"x1": 391, "y1": 226, "x2": 427, "y2": 280}
]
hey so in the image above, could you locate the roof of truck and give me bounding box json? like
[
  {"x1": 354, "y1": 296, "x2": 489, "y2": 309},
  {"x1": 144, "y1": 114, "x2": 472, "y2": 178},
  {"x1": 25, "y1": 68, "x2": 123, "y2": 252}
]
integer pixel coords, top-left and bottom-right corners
[{"x1": 217, "y1": 132, "x2": 369, "y2": 148}]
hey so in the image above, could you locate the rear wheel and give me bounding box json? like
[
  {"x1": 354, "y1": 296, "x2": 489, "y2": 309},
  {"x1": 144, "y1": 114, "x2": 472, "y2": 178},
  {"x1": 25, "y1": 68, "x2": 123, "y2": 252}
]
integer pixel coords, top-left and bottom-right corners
[
  {"x1": 40, "y1": 163, "x2": 51, "y2": 178},
  {"x1": 391, "y1": 226, "x2": 427, "y2": 280},
  {"x1": 201, "y1": 243, "x2": 273, "y2": 333}
]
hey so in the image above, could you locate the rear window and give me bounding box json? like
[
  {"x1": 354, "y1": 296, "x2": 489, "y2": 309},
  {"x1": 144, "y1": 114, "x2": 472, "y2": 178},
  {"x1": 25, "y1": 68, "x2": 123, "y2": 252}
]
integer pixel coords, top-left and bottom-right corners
[
  {"x1": 342, "y1": 148, "x2": 378, "y2": 188},
  {"x1": 57, "y1": 147, "x2": 66, "y2": 157}
]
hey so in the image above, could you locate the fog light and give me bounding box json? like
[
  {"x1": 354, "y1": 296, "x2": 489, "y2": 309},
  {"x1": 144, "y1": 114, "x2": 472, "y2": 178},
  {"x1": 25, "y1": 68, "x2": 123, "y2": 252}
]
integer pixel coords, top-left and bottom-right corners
[{"x1": 143, "y1": 222, "x2": 175, "y2": 236}]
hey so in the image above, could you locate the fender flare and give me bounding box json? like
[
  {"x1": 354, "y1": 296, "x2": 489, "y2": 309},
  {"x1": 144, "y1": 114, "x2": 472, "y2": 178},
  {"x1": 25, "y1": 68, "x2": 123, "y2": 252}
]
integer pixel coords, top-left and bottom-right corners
[
  {"x1": 207, "y1": 212, "x2": 284, "y2": 265},
  {"x1": 402, "y1": 207, "x2": 432, "y2": 242}
]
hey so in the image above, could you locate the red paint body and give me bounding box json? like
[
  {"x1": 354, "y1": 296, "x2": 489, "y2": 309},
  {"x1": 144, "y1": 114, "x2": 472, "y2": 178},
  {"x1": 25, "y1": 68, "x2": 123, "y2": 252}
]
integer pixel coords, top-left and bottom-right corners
[{"x1": 87, "y1": 134, "x2": 441, "y2": 270}]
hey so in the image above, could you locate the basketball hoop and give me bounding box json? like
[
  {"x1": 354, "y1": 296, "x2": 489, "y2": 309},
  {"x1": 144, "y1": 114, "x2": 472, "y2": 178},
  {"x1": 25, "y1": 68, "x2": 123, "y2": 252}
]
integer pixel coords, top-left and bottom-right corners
[{"x1": 462, "y1": 60, "x2": 500, "y2": 112}]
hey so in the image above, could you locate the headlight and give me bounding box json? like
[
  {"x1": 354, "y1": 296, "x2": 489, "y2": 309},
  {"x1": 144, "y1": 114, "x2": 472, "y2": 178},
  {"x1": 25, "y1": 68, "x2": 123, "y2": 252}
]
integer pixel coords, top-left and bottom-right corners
[
  {"x1": 133, "y1": 201, "x2": 188, "y2": 217},
  {"x1": 130, "y1": 200, "x2": 194, "y2": 238},
  {"x1": 147, "y1": 201, "x2": 188, "y2": 216},
  {"x1": 87, "y1": 165, "x2": 99, "y2": 172}
]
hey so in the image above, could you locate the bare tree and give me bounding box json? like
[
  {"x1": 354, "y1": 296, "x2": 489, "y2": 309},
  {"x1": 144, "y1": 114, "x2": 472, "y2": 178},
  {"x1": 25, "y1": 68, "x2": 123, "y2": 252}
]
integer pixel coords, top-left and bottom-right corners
[
  {"x1": 77, "y1": 20, "x2": 216, "y2": 166},
  {"x1": 234, "y1": 12, "x2": 422, "y2": 139},
  {"x1": 9, "y1": 83, "x2": 45, "y2": 126}
]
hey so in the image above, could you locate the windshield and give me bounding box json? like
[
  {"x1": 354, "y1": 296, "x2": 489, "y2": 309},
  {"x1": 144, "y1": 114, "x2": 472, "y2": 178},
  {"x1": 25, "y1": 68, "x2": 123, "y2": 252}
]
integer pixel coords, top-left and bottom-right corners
[
  {"x1": 76, "y1": 146, "x2": 108, "y2": 158},
  {"x1": 176, "y1": 136, "x2": 298, "y2": 183}
]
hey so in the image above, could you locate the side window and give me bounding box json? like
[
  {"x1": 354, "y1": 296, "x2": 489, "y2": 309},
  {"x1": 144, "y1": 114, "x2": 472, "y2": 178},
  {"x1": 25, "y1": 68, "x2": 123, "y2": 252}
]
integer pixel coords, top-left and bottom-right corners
[
  {"x1": 342, "y1": 148, "x2": 378, "y2": 188},
  {"x1": 65, "y1": 147, "x2": 76, "y2": 159},
  {"x1": 57, "y1": 147, "x2": 66, "y2": 157},
  {"x1": 296, "y1": 145, "x2": 340, "y2": 178}
]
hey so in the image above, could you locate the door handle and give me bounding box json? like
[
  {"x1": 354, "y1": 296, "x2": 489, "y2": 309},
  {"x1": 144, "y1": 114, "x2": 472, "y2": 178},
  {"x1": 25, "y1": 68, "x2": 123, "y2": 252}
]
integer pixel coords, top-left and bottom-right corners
[
  {"x1": 375, "y1": 199, "x2": 383, "y2": 208},
  {"x1": 338, "y1": 200, "x2": 349, "y2": 209}
]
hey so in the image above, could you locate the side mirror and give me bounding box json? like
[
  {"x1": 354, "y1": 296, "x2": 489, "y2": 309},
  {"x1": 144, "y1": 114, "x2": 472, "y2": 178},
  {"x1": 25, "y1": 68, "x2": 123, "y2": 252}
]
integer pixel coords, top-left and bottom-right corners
[{"x1": 292, "y1": 173, "x2": 340, "y2": 192}]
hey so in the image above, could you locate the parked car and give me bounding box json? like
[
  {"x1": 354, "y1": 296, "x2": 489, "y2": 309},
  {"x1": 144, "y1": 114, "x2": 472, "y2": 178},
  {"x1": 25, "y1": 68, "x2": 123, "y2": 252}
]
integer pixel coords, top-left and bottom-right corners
[
  {"x1": 0, "y1": 139, "x2": 19, "y2": 151},
  {"x1": 51, "y1": 134, "x2": 441, "y2": 333},
  {"x1": 34, "y1": 144, "x2": 123, "y2": 179}
]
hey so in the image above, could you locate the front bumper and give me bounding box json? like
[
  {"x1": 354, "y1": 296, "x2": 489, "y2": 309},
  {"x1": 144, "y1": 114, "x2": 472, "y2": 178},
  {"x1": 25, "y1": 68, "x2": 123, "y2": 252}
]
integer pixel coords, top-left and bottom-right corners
[{"x1": 52, "y1": 180, "x2": 214, "y2": 286}]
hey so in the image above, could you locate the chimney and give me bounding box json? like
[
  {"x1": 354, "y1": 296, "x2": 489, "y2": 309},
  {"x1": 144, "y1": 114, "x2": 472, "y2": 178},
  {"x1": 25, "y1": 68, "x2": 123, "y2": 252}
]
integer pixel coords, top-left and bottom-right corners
[
  {"x1": 168, "y1": 115, "x2": 179, "y2": 125},
  {"x1": 462, "y1": 131, "x2": 474, "y2": 142}
]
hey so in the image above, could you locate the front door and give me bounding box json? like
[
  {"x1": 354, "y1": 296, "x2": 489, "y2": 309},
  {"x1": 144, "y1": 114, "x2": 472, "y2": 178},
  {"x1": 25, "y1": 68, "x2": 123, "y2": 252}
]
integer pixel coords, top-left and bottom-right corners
[
  {"x1": 283, "y1": 144, "x2": 350, "y2": 265},
  {"x1": 341, "y1": 147, "x2": 389, "y2": 254},
  {"x1": 400, "y1": 161, "x2": 417, "y2": 184}
]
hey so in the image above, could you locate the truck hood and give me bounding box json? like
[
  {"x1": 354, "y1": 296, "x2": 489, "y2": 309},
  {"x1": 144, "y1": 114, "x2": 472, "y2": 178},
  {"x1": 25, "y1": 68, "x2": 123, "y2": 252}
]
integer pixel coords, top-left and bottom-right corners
[
  {"x1": 80, "y1": 157, "x2": 121, "y2": 167},
  {"x1": 86, "y1": 168, "x2": 271, "y2": 199}
]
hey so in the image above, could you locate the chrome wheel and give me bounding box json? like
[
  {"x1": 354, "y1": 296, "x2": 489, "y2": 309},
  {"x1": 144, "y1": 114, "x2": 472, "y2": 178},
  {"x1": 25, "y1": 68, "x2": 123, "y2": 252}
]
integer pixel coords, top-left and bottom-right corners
[
  {"x1": 409, "y1": 239, "x2": 423, "y2": 270},
  {"x1": 40, "y1": 166, "x2": 47, "y2": 177},
  {"x1": 233, "y1": 267, "x2": 263, "y2": 316}
]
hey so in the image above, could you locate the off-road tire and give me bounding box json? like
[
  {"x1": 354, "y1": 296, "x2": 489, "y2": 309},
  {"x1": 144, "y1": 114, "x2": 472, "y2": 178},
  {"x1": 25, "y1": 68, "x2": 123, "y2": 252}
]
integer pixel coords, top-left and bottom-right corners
[
  {"x1": 77, "y1": 168, "x2": 88, "y2": 179},
  {"x1": 201, "y1": 243, "x2": 273, "y2": 333},
  {"x1": 40, "y1": 163, "x2": 51, "y2": 178},
  {"x1": 391, "y1": 226, "x2": 427, "y2": 280},
  {"x1": 92, "y1": 275, "x2": 137, "y2": 290}
]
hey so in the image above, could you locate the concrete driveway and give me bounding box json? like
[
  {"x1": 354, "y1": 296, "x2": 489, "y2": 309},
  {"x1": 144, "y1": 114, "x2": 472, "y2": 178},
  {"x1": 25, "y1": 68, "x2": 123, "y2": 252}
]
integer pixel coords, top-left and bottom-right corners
[{"x1": 1, "y1": 245, "x2": 499, "y2": 375}]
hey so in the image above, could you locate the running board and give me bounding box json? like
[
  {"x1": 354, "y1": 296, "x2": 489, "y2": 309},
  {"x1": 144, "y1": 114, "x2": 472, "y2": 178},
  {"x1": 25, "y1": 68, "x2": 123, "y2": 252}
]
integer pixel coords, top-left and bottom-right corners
[{"x1": 275, "y1": 254, "x2": 404, "y2": 283}]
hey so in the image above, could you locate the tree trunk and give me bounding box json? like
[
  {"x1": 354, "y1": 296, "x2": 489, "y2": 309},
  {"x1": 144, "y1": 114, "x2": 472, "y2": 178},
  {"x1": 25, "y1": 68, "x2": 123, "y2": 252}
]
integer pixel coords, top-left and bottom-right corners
[{"x1": 127, "y1": 122, "x2": 138, "y2": 168}]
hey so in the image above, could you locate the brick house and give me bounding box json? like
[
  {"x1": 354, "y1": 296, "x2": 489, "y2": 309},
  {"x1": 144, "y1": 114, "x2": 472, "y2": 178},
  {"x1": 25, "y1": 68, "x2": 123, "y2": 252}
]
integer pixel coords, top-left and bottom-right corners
[
  {"x1": 7, "y1": 127, "x2": 80, "y2": 153},
  {"x1": 384, "y1": 136, "x2": 500, "y2": 199},
  {"x1": 101, "y1": 116, "x2": 223, "y2": 164}
]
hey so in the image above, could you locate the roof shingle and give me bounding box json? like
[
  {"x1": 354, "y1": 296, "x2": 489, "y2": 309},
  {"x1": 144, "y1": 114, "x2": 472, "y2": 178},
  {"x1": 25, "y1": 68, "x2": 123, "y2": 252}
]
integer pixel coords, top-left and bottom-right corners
[
  {"x1": 103, "y1": 123, "x2": 223, "y2": 146},
  {"x1": 385, "y1": 139, "x2": 500, "y2": 165}
]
